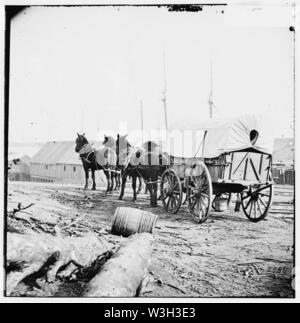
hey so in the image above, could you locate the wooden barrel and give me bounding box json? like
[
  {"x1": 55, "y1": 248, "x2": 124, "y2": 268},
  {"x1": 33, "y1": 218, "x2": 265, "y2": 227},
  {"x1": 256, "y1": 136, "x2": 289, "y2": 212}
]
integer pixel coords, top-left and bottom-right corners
[
  {"x1": 214, "y1": 197, "x2": 228, "y2": 212},
  {"x1": 111, "y1": 207, "x2": 158, "y2": 237}
]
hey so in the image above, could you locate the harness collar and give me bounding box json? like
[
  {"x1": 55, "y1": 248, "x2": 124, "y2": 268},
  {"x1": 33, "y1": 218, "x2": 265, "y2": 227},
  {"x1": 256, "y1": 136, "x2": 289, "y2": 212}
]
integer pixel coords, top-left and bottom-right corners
[{"x1": 78, "y1": 143, "x2": 93, "y2": 156}]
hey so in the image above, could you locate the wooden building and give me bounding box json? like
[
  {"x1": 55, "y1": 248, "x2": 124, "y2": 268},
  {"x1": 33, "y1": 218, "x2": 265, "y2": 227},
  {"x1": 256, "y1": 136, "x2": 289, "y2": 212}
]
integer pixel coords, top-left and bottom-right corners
[
  {"x1": 272, "y1": 138, "x2": 295, "y2": 185},
  {"x1": 30, "y1": 142, "x2": 84, "y2": 183},
  {"x1": 30, "y1": 141, "x2": 106, "y2": 186},
  {"x1": 8, "y1": 155, "x2": 31, "y2": 181}
]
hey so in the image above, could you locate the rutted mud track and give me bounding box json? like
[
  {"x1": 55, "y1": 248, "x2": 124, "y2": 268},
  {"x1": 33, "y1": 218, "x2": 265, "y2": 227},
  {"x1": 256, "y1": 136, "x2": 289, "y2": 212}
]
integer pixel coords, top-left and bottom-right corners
[{"x1": 7, "y1": 181, "x2": 294, "y2": 297}]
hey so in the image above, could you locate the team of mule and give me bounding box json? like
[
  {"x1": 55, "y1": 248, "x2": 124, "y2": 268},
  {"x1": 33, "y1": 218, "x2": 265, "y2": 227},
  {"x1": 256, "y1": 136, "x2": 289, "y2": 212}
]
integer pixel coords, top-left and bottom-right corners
[{"x1": 75, "y1": 133, "x2": 168, "y2": 206}]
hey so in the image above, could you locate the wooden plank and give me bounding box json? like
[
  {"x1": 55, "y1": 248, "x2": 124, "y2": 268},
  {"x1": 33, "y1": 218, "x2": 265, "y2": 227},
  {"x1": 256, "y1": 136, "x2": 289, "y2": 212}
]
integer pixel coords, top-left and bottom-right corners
[
  {"x1": 259, "y1": 154, "x2": 263, "y2": 175},
  {"x1": 233, "y1": 153, "x2": 249, "y2": 175},
  {"x1": 228, "y1": 153, "x2": 234, "y2": 180},
  {"x1": 243, "y1": 157, "x2": 248, "y2": 180},
  {"x1": 249, "y1": 157, "x2": 260, "y2": 181}
]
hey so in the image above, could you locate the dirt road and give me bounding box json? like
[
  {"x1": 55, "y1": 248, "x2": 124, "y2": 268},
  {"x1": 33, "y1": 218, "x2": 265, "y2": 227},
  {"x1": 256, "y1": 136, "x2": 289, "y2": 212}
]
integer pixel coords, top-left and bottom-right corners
[{"x1": 6, "y1": 181, "x2": 295, "y2": 298}]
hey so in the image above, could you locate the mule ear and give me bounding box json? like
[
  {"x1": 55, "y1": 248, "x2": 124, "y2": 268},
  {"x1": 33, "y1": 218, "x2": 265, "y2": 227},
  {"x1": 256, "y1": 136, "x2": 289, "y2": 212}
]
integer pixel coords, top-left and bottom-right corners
[
  {"x1": 83, "y1": 133, "x2": 85, "y2": 136},
  {"x1": 124, "y1": 134, "x2": 128, "y2": 138},
  {"x1": 77, "y1": 133, "x2": 79, "y2": 136}
]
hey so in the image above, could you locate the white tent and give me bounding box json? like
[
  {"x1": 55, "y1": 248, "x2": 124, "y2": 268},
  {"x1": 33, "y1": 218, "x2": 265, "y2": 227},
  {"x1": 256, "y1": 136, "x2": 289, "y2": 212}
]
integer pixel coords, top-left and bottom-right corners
[{"x1": 168, "y1": 114, "x2": 275, "y2": 158}]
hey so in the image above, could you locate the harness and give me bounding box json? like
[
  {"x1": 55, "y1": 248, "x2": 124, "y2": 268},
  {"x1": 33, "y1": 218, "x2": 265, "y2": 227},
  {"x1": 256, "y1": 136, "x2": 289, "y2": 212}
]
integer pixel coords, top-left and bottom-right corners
[
  {"x1": 79, "y1": 144, "x2": 95, "y2": 166},
  {"x1": 78, "y1": 143, "x2": 121, "y2": 175},
  {"x1": 120, "y1": 147, "x2": 162, "y2": 185}
]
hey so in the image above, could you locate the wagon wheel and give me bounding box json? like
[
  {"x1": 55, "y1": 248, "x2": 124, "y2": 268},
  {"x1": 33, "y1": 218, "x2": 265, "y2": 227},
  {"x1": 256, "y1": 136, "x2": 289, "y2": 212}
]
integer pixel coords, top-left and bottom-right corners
[
  {"x1": 241, "y1": 184, "x2": 273, "y2": 222},
  {"x1": 160, "y1": 169, "x2": 183, "y2": 214},
  {"x1": 187, "y1": 162, "x2": 213, "y2": 224},
  {"x1": 212, "y1": 193, "x2": 231, "y2": 211}
]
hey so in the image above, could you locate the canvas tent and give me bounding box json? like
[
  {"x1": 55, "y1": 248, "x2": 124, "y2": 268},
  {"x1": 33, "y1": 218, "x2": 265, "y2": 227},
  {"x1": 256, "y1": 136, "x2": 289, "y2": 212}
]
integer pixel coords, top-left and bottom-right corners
[{"x1": 168, "y1": 114, "x2": 274, "y2": 158}]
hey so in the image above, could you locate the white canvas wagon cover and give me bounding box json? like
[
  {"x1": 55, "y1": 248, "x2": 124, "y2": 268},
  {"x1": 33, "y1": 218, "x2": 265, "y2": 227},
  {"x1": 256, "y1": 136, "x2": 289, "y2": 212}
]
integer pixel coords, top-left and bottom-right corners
[{"x1": 169, "y1": 114, "x2": 274, "y2": 158}]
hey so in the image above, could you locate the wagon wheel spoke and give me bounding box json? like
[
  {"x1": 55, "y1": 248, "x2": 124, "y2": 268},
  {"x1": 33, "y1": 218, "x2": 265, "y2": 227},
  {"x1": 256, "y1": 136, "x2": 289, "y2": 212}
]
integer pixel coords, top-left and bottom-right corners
[
  {"x1": 256, "y1": 199, "x2": 263, "y2": 215},
  {"x1": 188, "y1": 194, "x2": 197, "y2": 208},
  {"x1": 196, "y1": 199, "x2": 202, "y2": 217},
  {"x1": 191, "y1": 200, "x2": 197, "y2": 210},
  {"x1": 200, "y1": 186, "x2": 209, "y2": 193},
  {"x1": 255, "y1": 184, "x2": 272, "y2": 194},
  {"x1": 187, "y1": 189, "x2": 197, "y2": 199},
  {"x1": 245, "y1": 196, "x2": 253, "y2": 210},
  {"x1": 199, "y1": 199, "x2": 206, "y2": 217},
  {"x1": 241, "y1": 183, "x2": 273, "y2": 223},
  {"x1": 259, "y1": 193, "x2": 270, "y2": 198},
  {"x1": 258, "y1": 196, "x2": 267, "y2": 208},
  {"x1": 201, "y1": 192, "x2": 210, "y2": 200},
  {"x1": 170, "y1": 197, "x2": 174, "y2": 211},
  {"x1": 162, "y1": 194, "x2": 168, "y2": 201},
  {"x1": 171, "y1": 196, "x2": 178, "y2": 211},
  {"x1": 173, "y1": 182, "x2": 179, "y2": 189},
  {"x1": 166, "y1": 197, "x2": 171, "y2": 210},
  {"x1": 188, "y1": 161, "x2": 212, "y2": 224},
  {"x1": 242, "y1": 193, "x2": 251, "y2": 201},
  {"x1": 248, "y1": 200, "x2": 254, "y2": 217},
  {"x1": 160, "y1": 169, "x2": 183, "y2": 214}
]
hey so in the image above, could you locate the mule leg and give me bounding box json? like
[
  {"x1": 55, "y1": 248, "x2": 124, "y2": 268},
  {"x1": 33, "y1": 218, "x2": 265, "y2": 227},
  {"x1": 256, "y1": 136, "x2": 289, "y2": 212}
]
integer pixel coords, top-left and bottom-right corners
[
  {"x1": 117, "y1": 173, "x2": 121, "y2": 190},
  {"x1": 84, "y1": 167, "x2": 89, "y2": 190},
  {"x1": 113, "y1": 173, "x2": 117, "y2": 191},
  {"x1": 119, "y1": 174, "x2": 127, "y2": 200},
  {"x1": 114, "y1": 173, "x2": 117, "y2": 190},
  {"x1": 137, "y1": 177, "x2": 142, "y2": 194},
  {"x1": 132, "y1": 176, "x2": 137, "y2": 202},
  {"x1": 108, "y1": 171, "x2": 113, "y2": 194},
  {"x1": 147, "y1": 183, "x2": 154, "y2": 206},
  {"x1": 152, "y1": 181, "x2": 158, "y2": 207},
  {"x1": 110, "y1": 171, "x2": 114, "y2": 193},
  {"x1": 91, "y1": 170, "x2": 96, "y2": 190},
  {"x1": 114, "y1": 173, "x2": 118, "y2": 190},
  {"x1": 144, "y1": 181, "x2": 148, "y2": 194},
  {"x1": 105, "y1": 170, "x2": 111, "y2": 194}
]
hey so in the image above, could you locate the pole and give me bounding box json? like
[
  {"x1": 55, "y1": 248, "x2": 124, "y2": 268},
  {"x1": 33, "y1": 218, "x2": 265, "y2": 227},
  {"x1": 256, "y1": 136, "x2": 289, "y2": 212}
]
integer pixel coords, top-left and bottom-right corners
[
  {"x1": 209, "y1": 60, "x2": 213, "y2": 119},
  {"x1": 140, "y1": 100, "x2": 144, "y2": 145},
  {"x1": 291, "y1": 7, "x2": 295, "y2": 155},
  {"x1": 81, "y1": 108, "x2": 84, "y2": 133},
  {"x1": 163, "y1": 52, "x2": 168, "y2": 132}
]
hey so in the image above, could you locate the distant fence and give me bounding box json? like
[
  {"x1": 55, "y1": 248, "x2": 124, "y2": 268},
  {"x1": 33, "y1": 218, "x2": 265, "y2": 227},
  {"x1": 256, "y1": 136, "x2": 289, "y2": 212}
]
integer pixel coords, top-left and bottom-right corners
[
  {"x1": 273, "y1": 169, "x2": 295, "y2": 185},
  {"x1": 8, "y1": 173, "x2": 31, "y2": 182}
]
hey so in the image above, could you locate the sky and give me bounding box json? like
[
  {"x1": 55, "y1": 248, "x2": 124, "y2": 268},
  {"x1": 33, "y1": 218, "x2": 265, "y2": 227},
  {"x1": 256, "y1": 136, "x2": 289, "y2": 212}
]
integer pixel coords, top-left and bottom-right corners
[{"x1": 8, "y1": 4, "x2": 295, "y2": 146}]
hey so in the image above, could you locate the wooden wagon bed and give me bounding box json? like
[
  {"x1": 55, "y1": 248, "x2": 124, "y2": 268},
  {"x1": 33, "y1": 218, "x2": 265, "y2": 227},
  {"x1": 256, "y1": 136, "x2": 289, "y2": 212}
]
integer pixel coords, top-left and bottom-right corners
[{"x1": 160, "y1": 115, "x2": 274, "y2": 224}]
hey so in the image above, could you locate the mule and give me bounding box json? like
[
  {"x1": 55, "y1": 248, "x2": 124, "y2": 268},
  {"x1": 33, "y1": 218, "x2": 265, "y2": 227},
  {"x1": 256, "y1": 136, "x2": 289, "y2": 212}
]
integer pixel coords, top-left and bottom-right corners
[
  {"x1": 102, "y1": 135, "x2": 121, "y2": 190},
  {"x1": 116, "y1": 135, "x2": 169, "y2": 206},
  {"x1": 75, "y1": 133, "x2": 118, "y2": 193},
  {"x1": 103, "y1": 135, "x2": 146, "y2": 194}
]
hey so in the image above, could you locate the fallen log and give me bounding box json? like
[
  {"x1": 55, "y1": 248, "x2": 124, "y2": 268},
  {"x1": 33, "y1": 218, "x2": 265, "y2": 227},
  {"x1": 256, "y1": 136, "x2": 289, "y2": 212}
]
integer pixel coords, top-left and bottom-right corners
[
  {"x1": 84, "y1": 233, "x2": 153, "y2": 297},
  {"x1": 6, "y1": 232, "x2": 113, "y2": 296}
]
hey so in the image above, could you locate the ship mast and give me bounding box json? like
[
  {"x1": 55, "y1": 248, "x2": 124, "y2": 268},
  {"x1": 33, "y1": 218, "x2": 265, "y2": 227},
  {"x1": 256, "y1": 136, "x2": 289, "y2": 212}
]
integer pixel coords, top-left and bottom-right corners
[
  {"x1": 140, "y1": 99, "x2": 144, "y2": 145},
  {"x1": 162, "y1": 52, "x2": 168, "y2": 132},
  {"x1": 209, "y1": 60, "x2": 214, "y2": 119}
]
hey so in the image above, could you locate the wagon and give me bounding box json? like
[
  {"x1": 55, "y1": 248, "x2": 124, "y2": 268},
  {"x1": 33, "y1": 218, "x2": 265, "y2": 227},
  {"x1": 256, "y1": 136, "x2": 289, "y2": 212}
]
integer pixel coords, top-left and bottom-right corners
[{"x1": 160, "y1": 115, "x2": 274, "y2": 224}]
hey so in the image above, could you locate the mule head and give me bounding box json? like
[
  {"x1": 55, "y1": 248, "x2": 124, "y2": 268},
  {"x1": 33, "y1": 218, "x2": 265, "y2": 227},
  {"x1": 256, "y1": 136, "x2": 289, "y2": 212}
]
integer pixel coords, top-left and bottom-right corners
[
  {"x1": 103, "y1": 135, "x2": 116, "y2": 149},
  {"x1": 75, "y1": 133, "x2": 88, "y2": 153},
  {"x1": 103, "y1": 135, "x2": 108, "y2": 145}
]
